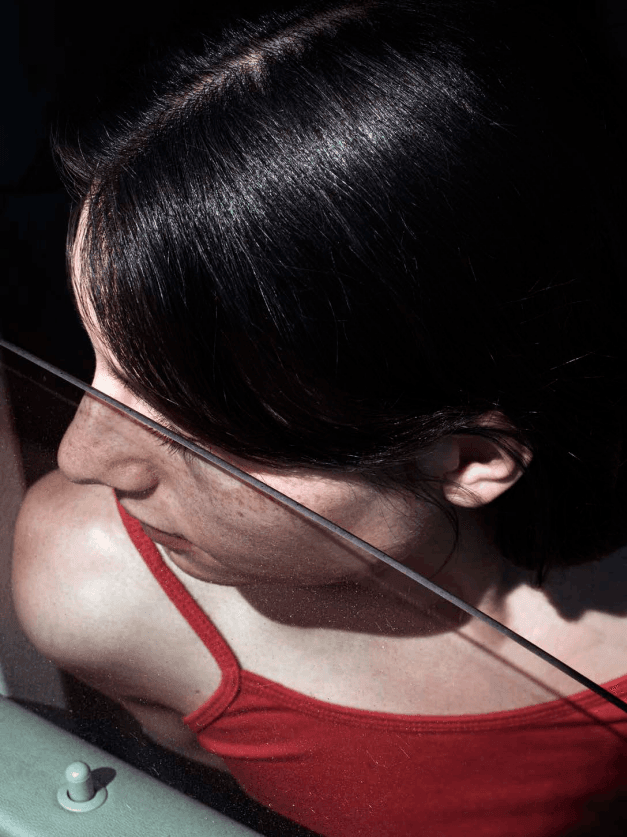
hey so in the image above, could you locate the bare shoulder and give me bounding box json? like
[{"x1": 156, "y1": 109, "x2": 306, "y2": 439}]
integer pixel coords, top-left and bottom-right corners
[
  {"x1": 12, "y1": 470, "x2": 144, "y2": 670},
  {"x1": 13, "y1": 471, "x2": 230, "y2": 767}
]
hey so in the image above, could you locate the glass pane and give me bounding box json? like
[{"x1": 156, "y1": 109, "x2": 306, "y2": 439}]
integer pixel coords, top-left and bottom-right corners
[{"x1": 3, "y1": 341, "x2": 627, "y2": 837}]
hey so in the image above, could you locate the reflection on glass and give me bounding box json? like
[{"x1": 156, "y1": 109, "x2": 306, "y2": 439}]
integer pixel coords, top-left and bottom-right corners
[{"x1": 3, "y1": 342, "x2": 627, "y2": 837}]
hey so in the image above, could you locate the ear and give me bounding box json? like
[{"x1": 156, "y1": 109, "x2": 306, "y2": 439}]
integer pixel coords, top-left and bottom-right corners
[{"x1": 440, "y1": 426, "x2": 531, "y2": 509}]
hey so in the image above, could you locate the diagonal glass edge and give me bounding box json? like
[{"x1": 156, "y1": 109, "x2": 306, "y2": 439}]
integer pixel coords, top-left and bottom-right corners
[{"x1": 2, "y1": 337, "x2": 627, "y2": 714}]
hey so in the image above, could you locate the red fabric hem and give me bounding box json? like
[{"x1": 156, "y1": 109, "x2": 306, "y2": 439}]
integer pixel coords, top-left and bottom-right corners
[{"x1": 115, "y1": 493, "x2": 627, "y2": 735}]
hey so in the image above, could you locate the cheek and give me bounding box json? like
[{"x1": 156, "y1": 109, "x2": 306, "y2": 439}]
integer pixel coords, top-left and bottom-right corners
[
  {"x1": 255, "y1": 474, "x2": 373, "y2": 528},
  {"x1": 258, "y1": 476, "x2": 422, "y2": 555},
  {"x1": 169, "y1": 462, "x2": 445, "y2": 584},
  {"x1": 171, "y1": 473, "x2": 377, "y2": 581}
]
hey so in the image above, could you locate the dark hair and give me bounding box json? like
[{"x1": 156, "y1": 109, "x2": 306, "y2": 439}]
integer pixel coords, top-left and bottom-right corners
[{"x1": 55, "y1": 0, "x2": 627, "y2": 577}]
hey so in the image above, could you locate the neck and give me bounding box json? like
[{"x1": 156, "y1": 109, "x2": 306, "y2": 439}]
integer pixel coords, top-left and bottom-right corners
[{"x1": 237, "y1": 508, "x2": 526, "y2": 636}]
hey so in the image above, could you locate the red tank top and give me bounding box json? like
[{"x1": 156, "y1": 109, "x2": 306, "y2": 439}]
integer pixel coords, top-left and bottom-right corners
[{"x1": 118, "y1": 502, "x2": 627, "y2": 837}]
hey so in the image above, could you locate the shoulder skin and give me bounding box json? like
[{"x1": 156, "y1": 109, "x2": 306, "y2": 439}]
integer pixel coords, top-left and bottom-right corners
[
  {"x1": 12, "y1": 470, "x2": 149, "y2": 676},
  {"x1": 12, "y1": 470, "x2": 227, "y2": 766}
]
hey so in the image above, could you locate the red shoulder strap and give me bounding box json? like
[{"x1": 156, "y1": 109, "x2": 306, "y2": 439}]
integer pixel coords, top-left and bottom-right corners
[{"x1": 115, "y1": 496, "x2": 240, "y2": 727}]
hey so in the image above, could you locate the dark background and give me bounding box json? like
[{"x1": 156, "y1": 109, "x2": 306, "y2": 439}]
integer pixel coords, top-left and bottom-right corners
[
  {"x1": 1, "y1": 0, "x2": 264, "y2": 380},
  {"x1": 1, "y1": 0, "x2": 626, "y2": 380}
]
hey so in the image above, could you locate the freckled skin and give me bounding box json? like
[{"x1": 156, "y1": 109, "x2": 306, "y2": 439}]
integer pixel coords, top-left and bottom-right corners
[
  {"x1": 58, "y1": 363, "x2": 450, "y2": 588},
  {"x1": 55, "y1": 290, "x2": 456, "y2": 590}
]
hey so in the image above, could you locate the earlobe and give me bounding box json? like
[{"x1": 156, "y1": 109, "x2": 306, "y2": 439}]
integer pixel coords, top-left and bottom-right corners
[{"x1": 441, "y1": 433, "x2": 531, "y2": 509}]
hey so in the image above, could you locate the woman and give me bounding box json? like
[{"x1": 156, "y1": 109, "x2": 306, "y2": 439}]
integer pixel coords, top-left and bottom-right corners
[{"x1": 12, "y1": 1, "x2": 627, "y2": 834}]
